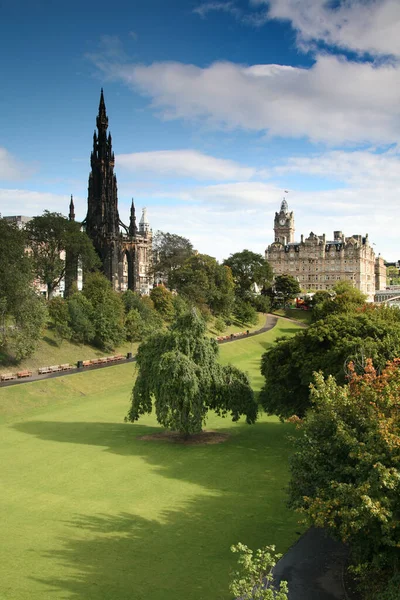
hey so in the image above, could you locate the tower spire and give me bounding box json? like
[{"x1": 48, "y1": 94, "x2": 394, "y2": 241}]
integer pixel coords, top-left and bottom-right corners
[
  {"x1": 69, "y1": 194, "x2": 75, "y2": 221},
  {"x1": 280, "y1": 197, "x2": 288, "y2": 213},
  {"x1": 96, "y1": 88, "x2": 108, "y2": 131},
  {"x1": 129, "y1": 198, "x2": 137, "y2": 236}
]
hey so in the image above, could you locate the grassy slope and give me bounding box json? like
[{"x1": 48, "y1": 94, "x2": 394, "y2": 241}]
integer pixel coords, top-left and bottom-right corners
[
  {"x1": 0, "y1": 327, "x2": 139, "y2": 375},
  {"x1": 273, "y1": 308, "x2": 312, "y2": 325},
  {"x1": 208, "y1": 312, "x2": 266, "y2": 337},
  {"x1": 0, "y1": 318, "x2": 302, "y2": 600},
  {"x1": 0, "y1": 313, "x2": 267, "y2": 376}
]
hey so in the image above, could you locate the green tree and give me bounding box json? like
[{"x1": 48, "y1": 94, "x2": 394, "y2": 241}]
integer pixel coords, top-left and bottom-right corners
[
  {"x1": 152, "y1": 231, "x2": 193, "y2": 285},
  {"x1": 233, "y1": 299, "x2": 258, "y2": 326},
  {"x1": 274, "y1": 274, "x2": 301, "y2": 307},
  {"x1": 126, "y1": 309, "x2": 257, "y2": 437},
  {"x1": 150, "y1": 286, "x2": 175, "y2": 320},
  {"x1": 124, "y1": 309, "x2": 142, "y2": 349},
  {"x1": 5, "y1": 291, "x2": 48, "y2": 360},
  {"x1": 252, "y1": 294, "x2": 271, "y2": 314},
  {"x1": 82, "y1": 272, "x2": 125, "y2": 350},
  {"x1": 223, "y1": 250, "x2": 273, "y2": 300},
  {"x1": 172, "y1": 294, "x2": 191, "y2": 318},
  {"x1": 67, "y1": 293, "x2": 95, "y2": 345},
  {"x1": 214, "y1": 316, "x2": 226, "y2": 334},
  {"x1": 260, "y1": 305, "x2": 400, "y2": 418},
  {"x1": 289, "y1": 361, "x2": 400, "y2": 598},
  {"x1": 0, "y1": 219, "x2": 47, "y2": 361},
  {"x1": 312, "y1": 281, "x2": 366, "y2": 321},
  {"x1": 170, "y1": 254, "x2": 234, "y2": 316},
  {"x1": 48, "y1": 297, "x2": 71, "y2": 343},
  {"x1": 25, "y1": 211, "x2": 99, "y2": 299},
  {"x1": 230, "y1": 543, "x2": 288, "y2": 600},
  {"x1": 121, "y1": 290, "x2": 163, "y2": 338},
  {"x1": 0, "y1": 219, "x2": 33, "y2": 312},
  {"x1": 386, "y1": 265, "x2": 400, "y2": 286}
]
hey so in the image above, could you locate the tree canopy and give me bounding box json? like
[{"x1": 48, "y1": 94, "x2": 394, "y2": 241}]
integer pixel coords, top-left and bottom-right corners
[
  {"x1": 82, "y1": 272, "x2": 125, "y2": 350},
  {"x1": 0, "y1": 219, "x2": 47, "y2": 360},
  {"x1": 312, "y1": 281, "x2": 366, "y2": 321},
  {"x1": 223, "y1": 250, "x2": 273, "y2": 299},
  {"x1": 260, "y1": 305, "x2": 400, "y2": 418},
  {"x1": 289, "y1": 361, "x2": 400, "y2": 598},
  {"x1": 152, "y1": 231, "x2": 193, "y2": 285},
  {"x1": 274, "y1": 274, "x2": 301, "y2": 307},
  {"x1": 126, "y1": 309, "x2": 257, "y2": 436},
  {"x1": 25, "y1": 211, "x2": 99, "y2": 298},
  {"x1": 169, "y1": 253, "x2": 235, "y2": 317}
]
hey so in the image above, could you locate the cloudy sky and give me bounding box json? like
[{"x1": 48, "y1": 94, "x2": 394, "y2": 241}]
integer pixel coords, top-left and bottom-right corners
[{"x1": 1, "y1": 0, "x2": 400, "y2": 261}]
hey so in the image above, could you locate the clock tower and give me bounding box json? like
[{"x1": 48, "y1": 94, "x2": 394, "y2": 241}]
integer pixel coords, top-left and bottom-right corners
[{"x1": 274, "y1": 197, "x2": 294, "y2": 244}]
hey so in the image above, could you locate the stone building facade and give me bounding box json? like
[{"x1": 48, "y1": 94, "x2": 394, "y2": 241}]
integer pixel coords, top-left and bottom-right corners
[
  {"x1": 78, "y1": 90, "x2": 153, "y2": 294},
  {"x1": 265, "y1": 199, "x2": 385, "y2": 301}
]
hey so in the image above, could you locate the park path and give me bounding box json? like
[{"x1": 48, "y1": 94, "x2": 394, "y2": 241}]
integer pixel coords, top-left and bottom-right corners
[
  {"x1": 0, "y1": 313, "x2": 285, "y2": 387},
  {"x1": 274, "y1": 528, "x2": 350, "y2": 600}
]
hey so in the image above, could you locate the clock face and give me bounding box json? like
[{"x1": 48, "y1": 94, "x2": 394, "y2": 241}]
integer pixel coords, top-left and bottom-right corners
[{"x1": 279, "y1": 218, "x2": 286, "y2": 226}]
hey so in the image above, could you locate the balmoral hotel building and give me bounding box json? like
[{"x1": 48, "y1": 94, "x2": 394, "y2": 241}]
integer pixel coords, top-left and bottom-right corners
[{"x1": 265, "y1": 199, "x2": 386, "y2": 301}]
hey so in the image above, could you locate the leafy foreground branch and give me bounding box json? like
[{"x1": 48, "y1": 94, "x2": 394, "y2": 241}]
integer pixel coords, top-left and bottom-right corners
[
  {"x1": 230, "y1": 543, "x2": 288, "y2": 600},
  {"x1": 125, "y1": 309, "x2": 258, "y2": 437}
]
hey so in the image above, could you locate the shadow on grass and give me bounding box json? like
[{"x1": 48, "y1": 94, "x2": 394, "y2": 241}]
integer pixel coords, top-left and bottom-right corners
[
  {"x1": 15, "y1": 419, "x2": 299, "y2": 600},
  {"x1": 42, "y1": 335, "x2": 59, "y2": 347},
  {"x1": 13, "y1": 419, "x2": 295, "y2": 475},
  {"x1": 32, "y1": 499, "x2": 297, "y2": 600}
]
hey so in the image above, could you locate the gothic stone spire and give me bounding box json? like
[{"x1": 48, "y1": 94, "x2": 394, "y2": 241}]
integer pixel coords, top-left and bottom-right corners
[
  {"x1": 85, "y1": 89, "x2": 120, "y2": 283},
  {"x1": 129, "y1": 198, "x2": 137, "y2": 237},
  {"x1": 69, "y1": 194, "x2": 75, "y2": 221}
]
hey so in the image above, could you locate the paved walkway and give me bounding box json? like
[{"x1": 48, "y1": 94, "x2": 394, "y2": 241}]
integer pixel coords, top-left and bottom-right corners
[{"x1": 274, "y1": 528, "x2": 349, "y2": 600}]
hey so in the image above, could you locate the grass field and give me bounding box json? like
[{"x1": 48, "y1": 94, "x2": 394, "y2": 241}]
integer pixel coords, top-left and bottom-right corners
[
  {"x1": 0, "y1": 318, "x2": 302, "y2": 600},
  {"x1": 208, "y1": 312, "x2": 266, "y2": 337},
  {"x1": 273, "y1": 308, "x2": 312, "y2": 325}
]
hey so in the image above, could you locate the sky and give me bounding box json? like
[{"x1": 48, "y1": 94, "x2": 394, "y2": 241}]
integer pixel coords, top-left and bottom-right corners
[{"x1": 1, "y1": 0, "x2": 400, "y2": 262}]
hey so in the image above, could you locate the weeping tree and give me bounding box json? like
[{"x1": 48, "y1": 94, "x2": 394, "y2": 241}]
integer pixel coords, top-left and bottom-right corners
[{"x1": 126, "y1": 309, "x2": 258, "y2": 437}]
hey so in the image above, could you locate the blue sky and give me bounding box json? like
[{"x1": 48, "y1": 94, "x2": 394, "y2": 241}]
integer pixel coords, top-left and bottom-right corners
[{"x1": 1, "y1": 0, "x2": 400, "y2": 261}]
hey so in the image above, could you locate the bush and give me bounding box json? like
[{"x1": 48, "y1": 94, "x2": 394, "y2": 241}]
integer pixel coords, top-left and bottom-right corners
[
  {"x1": 214, "y1": 316, "x2": 226, "y2": 334},
  {"x1": 230, "y1": 542, "x2": 288, "y2": 600},
  {"x1": 233, "y1": 299, "x2": 258, "y2": 325}
]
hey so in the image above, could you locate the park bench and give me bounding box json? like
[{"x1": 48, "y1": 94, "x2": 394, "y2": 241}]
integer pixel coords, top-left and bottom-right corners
[
  {"x1": 38, "y1": 366, "x2": 51, "y2": 374},
  {"x1": 1, "y1": 372, "x2": 17, "y2": 381},
  {"x1": 17, "y1": 370, "x2": 32, "y2": 378}
]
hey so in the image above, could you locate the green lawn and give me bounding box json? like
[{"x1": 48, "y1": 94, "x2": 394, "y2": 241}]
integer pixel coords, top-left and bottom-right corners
[
  {"x1": 273, "y1": 308, "x2": 312, "y2": 325},
  {"x1": 0, "y1": 319, "x2": 302, "y2": 600},
  {"x1": 208, "y1": 312, "x2": 266, "y2": 337}
]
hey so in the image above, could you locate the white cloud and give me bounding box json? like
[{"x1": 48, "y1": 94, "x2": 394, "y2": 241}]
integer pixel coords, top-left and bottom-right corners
[
  {"x1": 0, "y1": 189, "x2": 84, "y2": 218},
  {"x1": 123, "y1": 182, "x2": 399, "y2": 262},
  {"x1": 256, "y1": 0, "x2": 400, "y2": 58},
  {"x1": 193, "y1": 2, "x2": 241, "y2": 19},
  {"x1": 275, "y1": 148, "x2": 400, "y2": 187},
  {"x1": 0, "y1": 148, "x2": 35, "y2": 181},
  {"x1": 117, "y1": 146, "x2": 400, "y2": 261},
  {"x1": 90, "y1": 54, "x2": 400, "y2": 145},
  {"x1": 2, "y1": 153, "x2": 399, "y2": 263},
  {"x1": 117, "y1": 150, "x2": 256, "y2": 181}
]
